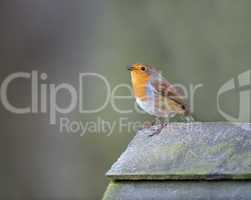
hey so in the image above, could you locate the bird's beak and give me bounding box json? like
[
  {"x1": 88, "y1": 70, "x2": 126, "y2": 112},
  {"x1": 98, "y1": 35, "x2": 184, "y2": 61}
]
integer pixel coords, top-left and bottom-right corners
[{"x1": 127, "y1": 64, "x2": 134, "y2": 71}]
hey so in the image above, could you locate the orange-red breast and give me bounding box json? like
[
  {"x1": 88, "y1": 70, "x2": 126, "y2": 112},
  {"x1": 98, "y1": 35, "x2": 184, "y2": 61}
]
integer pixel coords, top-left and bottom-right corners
[{"x1": 127, "y1": 64, "x2": 193, "y2": 135}]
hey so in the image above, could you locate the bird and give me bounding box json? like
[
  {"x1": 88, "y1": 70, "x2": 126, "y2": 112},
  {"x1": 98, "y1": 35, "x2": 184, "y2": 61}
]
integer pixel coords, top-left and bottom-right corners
[{"x1": 127, "y1": 64, "x2": 194, "y2": 136}]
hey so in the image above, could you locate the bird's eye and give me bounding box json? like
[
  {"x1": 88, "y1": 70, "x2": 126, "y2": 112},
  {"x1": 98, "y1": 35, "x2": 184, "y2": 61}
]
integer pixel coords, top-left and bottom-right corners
[{"x1": 141, "y1": 66, "x2": 146, "y2": 71}]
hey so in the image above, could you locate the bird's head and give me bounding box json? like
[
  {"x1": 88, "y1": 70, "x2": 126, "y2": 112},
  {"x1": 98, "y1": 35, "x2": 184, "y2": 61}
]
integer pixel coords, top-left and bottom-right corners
[{"x1": 127, "y1": 64, "x2": 159, "y2": 80}]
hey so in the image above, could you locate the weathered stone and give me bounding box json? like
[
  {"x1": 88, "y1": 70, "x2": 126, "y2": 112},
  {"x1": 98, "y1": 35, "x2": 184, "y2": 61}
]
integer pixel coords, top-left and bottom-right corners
[
  {"x1": 103, "y1": 181, "x2": 251, "y2": 200},
  {"x1": 107, "y1": 122, "x2": 251, "y2": 180}
]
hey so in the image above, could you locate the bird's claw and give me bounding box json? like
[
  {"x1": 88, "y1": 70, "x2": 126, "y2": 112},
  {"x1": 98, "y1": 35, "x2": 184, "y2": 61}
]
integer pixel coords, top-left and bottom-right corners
[{"x1": 148, "y1": 124, "x2": 166, "y2": 137}]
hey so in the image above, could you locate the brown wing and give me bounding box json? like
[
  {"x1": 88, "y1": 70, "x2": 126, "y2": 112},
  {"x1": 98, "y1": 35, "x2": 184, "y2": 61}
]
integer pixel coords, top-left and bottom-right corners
[{"x1": 150, "y1": 79, "x2": 189, "y2": 114}]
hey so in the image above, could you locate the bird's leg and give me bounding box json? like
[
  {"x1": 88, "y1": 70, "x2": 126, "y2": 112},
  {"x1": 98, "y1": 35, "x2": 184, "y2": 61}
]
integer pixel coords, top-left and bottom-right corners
[
  {"x1": 139, "y1": 118, "x2": 160, "y2": 132},
  {"x1": 148, "y1": 115, "x2": 173, "y2": 137},
  {"x1": 149, "y1": 123, "x2": 165, "y2": 137},
  {"x1": 149, "y1": 117, "x2": 166, "y2": 137},
  {"x1": 151, "y1": 117, "x2": 161, "y2": 126}
]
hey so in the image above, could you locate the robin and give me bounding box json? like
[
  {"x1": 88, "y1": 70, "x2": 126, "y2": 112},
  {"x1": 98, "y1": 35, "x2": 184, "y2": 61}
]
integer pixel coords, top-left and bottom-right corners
[{"x1": 127, "y1": 64, "x2": 194, "y2": 136}]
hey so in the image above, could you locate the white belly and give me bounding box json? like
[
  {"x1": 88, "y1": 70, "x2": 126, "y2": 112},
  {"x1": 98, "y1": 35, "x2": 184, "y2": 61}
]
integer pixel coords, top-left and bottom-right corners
[{"x1": 136, "y1": 97, "x2": 170, "y2": 118}]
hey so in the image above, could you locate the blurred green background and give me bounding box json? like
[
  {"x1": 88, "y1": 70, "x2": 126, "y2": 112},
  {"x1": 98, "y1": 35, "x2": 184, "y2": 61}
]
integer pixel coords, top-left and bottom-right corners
[{"x1": 0, "y1": 0, "x2": 250, "y2": 199}]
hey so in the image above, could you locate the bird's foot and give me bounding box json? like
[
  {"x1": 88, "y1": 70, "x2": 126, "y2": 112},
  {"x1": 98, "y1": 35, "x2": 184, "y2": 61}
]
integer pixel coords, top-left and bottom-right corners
[{"x1": 149, "y1": 123, "x2": 166, "y2": 137}]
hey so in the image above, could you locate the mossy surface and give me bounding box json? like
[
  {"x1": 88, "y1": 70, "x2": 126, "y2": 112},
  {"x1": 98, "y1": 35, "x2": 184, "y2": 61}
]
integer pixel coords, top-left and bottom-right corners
[
  {"x1": 102, "y1": 181, "x2": 251, "y2": 200},
  {"x1": 106, "y1": 122, "x2": 251, "y2": 180}
]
